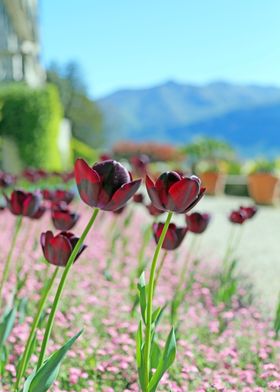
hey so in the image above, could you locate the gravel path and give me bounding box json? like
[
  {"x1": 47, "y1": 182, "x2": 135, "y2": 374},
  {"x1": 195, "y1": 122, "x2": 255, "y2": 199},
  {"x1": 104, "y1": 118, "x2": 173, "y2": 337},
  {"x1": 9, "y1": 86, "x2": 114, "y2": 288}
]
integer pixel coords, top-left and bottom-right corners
[{"x1": 196, "y1": 195, "x2": 280, "y2": 314}]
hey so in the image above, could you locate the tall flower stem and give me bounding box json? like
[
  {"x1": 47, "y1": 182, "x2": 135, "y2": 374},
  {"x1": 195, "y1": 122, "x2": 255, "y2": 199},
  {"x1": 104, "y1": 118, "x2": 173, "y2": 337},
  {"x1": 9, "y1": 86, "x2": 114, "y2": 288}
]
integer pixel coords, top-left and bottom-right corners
[
  {"x1": 36, "y1": 208, "x2": 99, "y2": 371},
  {"x1": 0, "y1": 216, "x2": 23, "y2": 308},
  {"x1": 143, "y1": 211, "x2": 173, "y2": 391},
  {"x1": 15, "y1": 266, "x2": 59, "y2": 391}
]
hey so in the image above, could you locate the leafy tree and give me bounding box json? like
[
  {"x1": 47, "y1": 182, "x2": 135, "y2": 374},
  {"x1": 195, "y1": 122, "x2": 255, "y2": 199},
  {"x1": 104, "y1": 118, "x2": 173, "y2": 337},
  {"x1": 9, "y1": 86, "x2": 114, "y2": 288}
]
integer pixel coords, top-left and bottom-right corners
[{"x1": 47, "y1": 62, "x2": 104, "y2": 148}]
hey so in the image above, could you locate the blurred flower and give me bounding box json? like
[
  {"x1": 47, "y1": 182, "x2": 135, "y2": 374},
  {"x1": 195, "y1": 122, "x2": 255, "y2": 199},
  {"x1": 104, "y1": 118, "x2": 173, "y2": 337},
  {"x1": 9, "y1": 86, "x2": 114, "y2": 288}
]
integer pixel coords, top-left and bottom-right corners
[
  {"x1": 112, "y1": 206, "x2": 126, "y2": 215},
  {"x1": 40, "y1": 231, "x2": 86, "y2": 266},
  {"x1": 133, "y1": 193, "x2": 144, "y2": 204},
  {"x1": 130, "y1": 154, "x2": 150, "y2": 176},
  {"x1": 146, "y1": 203, "x2": 164, "y2": 217},
  {"x1": 229, "y1": 210, "x2": 246, "y2": 224},
  {"x1": 186, "y1": 212, "x2": 211, "y2": 234},
  {"x1": 146, "y1": 171, "x2": 205, "y2": 213},
  {"x1": 239, "y1": 205, "x2": 258, "y2": 219},
  {"x1": 53, "y1": 189, "x2": 74, "y2": 205},
  {"x1": 51, "y1": 204, "x2": 80, "y2": 230},
  {"x1": 0, "y1": 171, "x2": 15, "y2": 188},
  {"x1": 100, "y1": 153, "x2": 112, "y2": 161},
  {"x1": 4, "y1": 190, "x2": 41, "y2": 217},
  {"x1": 41, "y1": 189, "x2": 54, "y2": 201},
  {"x1": 153, "y1": 222, "x2": 187, "y2": 250},
  {"x1": 74, "y1": 158, "x2": 141, "y2": 211},
  {"x1": 31, "y1": 205, "x2": 47, "y2": 220}
]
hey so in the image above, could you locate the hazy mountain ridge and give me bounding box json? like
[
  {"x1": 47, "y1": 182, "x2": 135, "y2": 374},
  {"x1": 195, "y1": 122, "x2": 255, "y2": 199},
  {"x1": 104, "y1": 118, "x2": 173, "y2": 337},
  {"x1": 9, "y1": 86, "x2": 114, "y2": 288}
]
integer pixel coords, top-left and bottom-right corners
[{"x1": 97, "y1": 81, "x2": 280, "y2": 156}]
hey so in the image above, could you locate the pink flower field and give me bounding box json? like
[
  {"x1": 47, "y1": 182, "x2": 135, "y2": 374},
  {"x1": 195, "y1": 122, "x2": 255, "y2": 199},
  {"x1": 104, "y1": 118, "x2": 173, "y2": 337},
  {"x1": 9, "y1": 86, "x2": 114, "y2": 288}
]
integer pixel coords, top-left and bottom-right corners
[{"x1": 0, "y1": 162, "x2": 279, "y2": 392}]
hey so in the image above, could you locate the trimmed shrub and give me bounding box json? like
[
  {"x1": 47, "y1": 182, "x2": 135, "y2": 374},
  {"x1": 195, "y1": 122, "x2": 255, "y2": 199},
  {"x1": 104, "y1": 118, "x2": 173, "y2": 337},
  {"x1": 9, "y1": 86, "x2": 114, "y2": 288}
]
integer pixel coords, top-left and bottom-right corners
[{"x1": 0, "y1": 83, "x2": 63, "y2": 170}]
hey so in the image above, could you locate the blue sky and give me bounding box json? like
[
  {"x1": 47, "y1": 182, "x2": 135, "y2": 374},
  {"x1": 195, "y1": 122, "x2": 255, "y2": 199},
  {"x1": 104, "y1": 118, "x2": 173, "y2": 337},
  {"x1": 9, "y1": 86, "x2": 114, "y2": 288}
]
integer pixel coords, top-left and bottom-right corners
[{"x1": 40, "y1": 0, "x2": 280, "y2": 98}]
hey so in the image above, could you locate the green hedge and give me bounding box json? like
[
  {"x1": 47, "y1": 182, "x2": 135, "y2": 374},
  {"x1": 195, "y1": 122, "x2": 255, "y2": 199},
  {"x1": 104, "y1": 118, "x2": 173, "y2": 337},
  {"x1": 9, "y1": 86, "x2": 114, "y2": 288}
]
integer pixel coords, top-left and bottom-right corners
[{"x1": 0, "y1": 83, "x2": 63, "y2": 170}]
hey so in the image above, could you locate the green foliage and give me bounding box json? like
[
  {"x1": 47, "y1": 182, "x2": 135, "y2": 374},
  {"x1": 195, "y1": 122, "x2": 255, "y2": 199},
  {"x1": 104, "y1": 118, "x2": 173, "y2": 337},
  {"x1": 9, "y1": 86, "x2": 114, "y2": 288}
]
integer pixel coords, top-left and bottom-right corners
[
  {"x1": 249, "y1": 158, "x2": 276, "y2": 174},
  {"x1": 47, "y1": 62, "x2": 104, "y2": 149},
  {"x1": 0, "y1": 83, "x2": 63, "y2": 170},
  {"x1": 274, "y1": 294, "x2": 280, "y2": 338},
  {"x1": 181, "y1": 137, "x2": 235, "y2": 173}
]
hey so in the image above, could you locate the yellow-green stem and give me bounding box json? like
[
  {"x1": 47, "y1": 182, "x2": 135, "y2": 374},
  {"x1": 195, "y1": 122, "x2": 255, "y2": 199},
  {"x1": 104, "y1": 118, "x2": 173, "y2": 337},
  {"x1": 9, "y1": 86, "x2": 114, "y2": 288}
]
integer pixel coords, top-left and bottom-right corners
[
  {"x1": 143, "y1": 211, "x2": 173, "y2": 391},
  {"x1": 36, "y1": 208, "x2": 99, "y2": 371}
]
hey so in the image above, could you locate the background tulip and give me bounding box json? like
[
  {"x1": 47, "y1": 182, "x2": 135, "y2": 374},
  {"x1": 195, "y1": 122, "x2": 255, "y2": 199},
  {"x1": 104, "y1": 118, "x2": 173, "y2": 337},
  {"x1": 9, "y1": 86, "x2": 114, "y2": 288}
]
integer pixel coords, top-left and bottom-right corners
[
  {"x1": 229, "y1": 210, "x2": 247, "y2": 224},
  {"x1": 153, "y1": 222, "x2": 188, "y2": 250},
  {"x1": 5, "y1": 190, "x2": 42, "y2": 217},
  {"x1": 51, "y1": 205, "x2": 80, "y2": 230},
  {"x1": 240, "y1": 205, "x2": 257, "y2": 219},
  {"x1": 41, "y1": 231, "x2": 86, "y2": 267},
  {"x1": 186, "y1": 212, "x2": 211, "y2": 234}
]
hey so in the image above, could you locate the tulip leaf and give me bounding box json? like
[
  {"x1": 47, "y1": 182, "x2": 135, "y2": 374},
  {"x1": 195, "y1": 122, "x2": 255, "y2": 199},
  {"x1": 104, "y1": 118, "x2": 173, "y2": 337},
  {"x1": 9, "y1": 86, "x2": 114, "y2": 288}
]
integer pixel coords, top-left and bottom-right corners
[
  {"x1": 0, "y1": 306, "x2": 17, "y2": 349},
  {"x1": 148, "y1": 328, "x2": 176, "y2": 392},
  {"x1": 152, "y1": 305, "x2": 166, "y2": 329},
  {"x1": 137, "y1": 272, "x2": 147, "y2": 324},
  {"x1": 136, "y1": 320, "x2": 146, "y2": 391},
  {"x1": 150, "y1": 339, "x2": 161, "y2": 369},
  {"x1": 25, "y1": 329, "x2": 83, "y2": 392}
]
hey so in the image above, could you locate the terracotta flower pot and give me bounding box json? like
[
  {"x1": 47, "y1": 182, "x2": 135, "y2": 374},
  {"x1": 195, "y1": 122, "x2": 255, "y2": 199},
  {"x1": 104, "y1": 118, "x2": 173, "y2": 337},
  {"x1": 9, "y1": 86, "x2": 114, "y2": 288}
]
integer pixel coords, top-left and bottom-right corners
[
  {"x1": 248, "y1": 173, "x2": 280, "y2": 205},
  {"x1": 199, "y1": 171, "x2": 225, "y2": 195}
]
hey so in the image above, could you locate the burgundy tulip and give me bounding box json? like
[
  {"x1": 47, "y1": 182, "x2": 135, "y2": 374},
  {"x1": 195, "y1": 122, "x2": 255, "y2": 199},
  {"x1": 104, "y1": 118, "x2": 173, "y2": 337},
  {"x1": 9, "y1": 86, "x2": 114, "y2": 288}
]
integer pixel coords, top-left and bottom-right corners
[
  {"x1": 133, "y1": 193, "x2": 144, "y2": 204},
  {"x1": 146, "y1": 171, "x2": 205, "y2": 213},
  {"x1": 153, "y1": 222, "x2": 188, "y2": 250},
  {"x1": 4, "y1": 190, "x2": 41, "y2": 217},
  {"x1": 53, "y1": 189, "x2": 74, "y2": 205},
  {"x1": 239, "y1": 205, "x2": 257, "y2": 219},
  {"x1": 186, "y1": 212, "x2": 211, "y2": 234},
  {"x1": 51, "y1": 205, "x2": 80, "y2": 231},
  {"x1": 229, "y1": 210, "x2": 246, "y2": 224},
  {"x1": 74, "y1": 158, "x2": 141, "y2": 211},
  {"x1": 41, "y1": 189, "x2": 55, "y2": 201},
  {"x1": 0, "y1": 171, "x2": 15, "y2": 188},
  {"x1": 130, "y1": 154, "x2": 150, "y2": 176},
  {"x1": 31, "y1": 205, "x2": 47, "y2": 220},
  {"x1": 40, "y1": 231, "x2": 86, "y2": 267},
  {"x1": 146, "y1": 203, "x2": 164, "y2": 217}
]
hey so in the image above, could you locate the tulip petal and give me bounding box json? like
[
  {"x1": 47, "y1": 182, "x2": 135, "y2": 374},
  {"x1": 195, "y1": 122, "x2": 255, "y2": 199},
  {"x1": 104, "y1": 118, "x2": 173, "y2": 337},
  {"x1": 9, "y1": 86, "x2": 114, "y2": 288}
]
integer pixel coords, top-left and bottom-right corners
[
  {"x1": 183, "y1": 187, "x2": 206, "y2": 213},
  {"x1": 74, "y1": 159, "x2": 101, "y2": 206},
  {"x1": 104, "y1": 179, "x2": 142, "y2": 211},
  {"x1": 168, "y1": 178, "x2": 201, "y2": 213},
  {"x1": 146, "y1": 175, "x2": 165, "y2": 210}
]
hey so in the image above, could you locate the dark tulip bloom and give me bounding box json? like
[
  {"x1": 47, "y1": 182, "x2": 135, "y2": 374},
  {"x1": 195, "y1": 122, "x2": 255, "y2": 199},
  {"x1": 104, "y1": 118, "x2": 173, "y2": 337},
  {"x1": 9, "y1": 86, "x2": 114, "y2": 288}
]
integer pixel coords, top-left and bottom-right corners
[
  {"x1": 53, "y1": 189, "x2": 74, "y2": 205},
  {"x1": 100, "y1": 153, "x2": 112, "y2": 161},
  {"x1": 40, "y1": 231, "x2": 86, "y2": 267},
  {"x1": 4, "y1": 190, "x2": 41, "y2": 217},
  {"x1": 153, "y1": 222, "x2": 188, "y2": 250},
  {"x1": 146, "y1": 171, "x2": 205, "y2": 213},
  {"x1": 146, "y1": 203, "x2": 164, "y2": 217},
  {"x1": 51, "y1": 205, "x2": 80, "y2": 230},
  {"x1": 133, "y1": 193, "x2": 144, "y2": 204},
  {"x1": 229, "y1": 210, "x2": 246, "y2": 224},
  {"x1": 74, "y1": 158, "x2": 141, "y2": 211},
  {"x1": 41, "y1": 189, "x2": 55, "y2": 201},
  {"x1": 239, "y1": 205, "x2": 257, "y2": 219},
  {"x1": 112, "y1": 206, "x2": 126, "y2": 215},
  {"x1": 130, "y1": 154, "x2": 150, "y2": 176},
  {"x1": 31, "y1": 205, "x2": 47, "y2": 220},
  {"x1": 186, "y1": 212, "x2": 211, "y2": 234},
  {"x1": 0, "y1": 171, "x2": 15, "y2": 188}
]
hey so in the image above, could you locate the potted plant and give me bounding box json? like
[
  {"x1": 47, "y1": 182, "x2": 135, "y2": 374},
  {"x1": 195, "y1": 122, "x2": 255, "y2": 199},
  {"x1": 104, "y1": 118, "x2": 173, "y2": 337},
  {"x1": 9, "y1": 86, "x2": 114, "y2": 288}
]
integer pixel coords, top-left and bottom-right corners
[
  {"x1": 247, "y1": 159, "x2": 279, "y2": 205},
  {"x1": 182, "y1": 138, "x2": 235, "y2": 195}
]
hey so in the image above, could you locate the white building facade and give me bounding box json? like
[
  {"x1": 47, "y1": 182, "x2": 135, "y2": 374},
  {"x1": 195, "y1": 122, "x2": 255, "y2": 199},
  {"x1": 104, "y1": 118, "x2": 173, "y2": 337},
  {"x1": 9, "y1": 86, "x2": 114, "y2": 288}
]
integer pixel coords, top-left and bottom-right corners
[{"x1": 0, "y1": 0, "x2": 44, "y2": 86}]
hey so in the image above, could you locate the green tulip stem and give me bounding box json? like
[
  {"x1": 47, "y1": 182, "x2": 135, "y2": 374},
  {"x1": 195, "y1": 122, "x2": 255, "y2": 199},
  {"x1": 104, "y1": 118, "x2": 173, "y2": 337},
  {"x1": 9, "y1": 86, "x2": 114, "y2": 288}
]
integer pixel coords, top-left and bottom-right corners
[
  {"x1": 36, "y1": 208, "x2": 99, "y2": 371},
  {"x1": 15, "y1": 266, "x2": 59, "y2": 391},
  {"x1": 0, "y1": 216, "x2": 23, "y2": 308},
  {"x1": 143, "y1": 211, "x2": 173, "y2": 391},
  {"x1": 177, "y1": 234, "x2": 198, "y2": 294}
]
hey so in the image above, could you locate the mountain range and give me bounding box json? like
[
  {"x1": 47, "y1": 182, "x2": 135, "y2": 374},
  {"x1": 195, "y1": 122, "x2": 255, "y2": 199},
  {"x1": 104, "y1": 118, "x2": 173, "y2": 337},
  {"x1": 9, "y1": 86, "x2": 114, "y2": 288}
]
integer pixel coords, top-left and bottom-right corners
[{"x1": 97, "y1": 81, "x2": 280, "y2": 156}]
